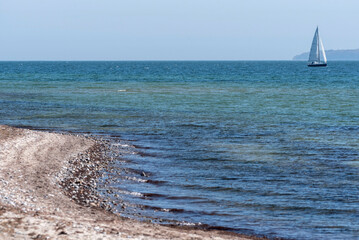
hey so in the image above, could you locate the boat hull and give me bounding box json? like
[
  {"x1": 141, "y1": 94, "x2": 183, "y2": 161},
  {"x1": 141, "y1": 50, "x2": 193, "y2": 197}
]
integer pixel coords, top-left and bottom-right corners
[{"x1": 307, "y1": 63, "x2": 327, "y2": 67}]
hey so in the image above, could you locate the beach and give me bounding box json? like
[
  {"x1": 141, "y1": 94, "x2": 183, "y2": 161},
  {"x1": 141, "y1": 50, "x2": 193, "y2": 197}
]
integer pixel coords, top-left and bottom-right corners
[{"x1": 0, "y1": 125, "x2": 256, "y2": 240}]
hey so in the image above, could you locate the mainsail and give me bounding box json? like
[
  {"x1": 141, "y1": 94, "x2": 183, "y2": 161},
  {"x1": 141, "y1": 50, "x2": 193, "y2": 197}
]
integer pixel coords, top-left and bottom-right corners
[{"x1": 308, "y1": 27, "x2": 327, "y2": 65}]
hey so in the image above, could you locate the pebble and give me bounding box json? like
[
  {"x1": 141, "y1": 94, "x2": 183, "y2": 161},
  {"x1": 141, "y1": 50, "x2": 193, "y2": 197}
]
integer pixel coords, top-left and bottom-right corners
[{"x1": 59, "y1": 140, "x2": 117, "y2": 212}]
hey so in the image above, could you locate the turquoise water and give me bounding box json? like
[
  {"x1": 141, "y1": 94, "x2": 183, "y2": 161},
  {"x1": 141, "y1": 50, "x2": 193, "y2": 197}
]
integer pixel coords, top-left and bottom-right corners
[{"x1": 1, "y1": 61, "x2": 359, "y2": 239}]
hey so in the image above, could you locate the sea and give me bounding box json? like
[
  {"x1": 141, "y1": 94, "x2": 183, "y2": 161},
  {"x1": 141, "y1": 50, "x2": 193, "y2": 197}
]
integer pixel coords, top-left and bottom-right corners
[{"x1": 0, "y1": 61, "x2": 358, "y2": 240}]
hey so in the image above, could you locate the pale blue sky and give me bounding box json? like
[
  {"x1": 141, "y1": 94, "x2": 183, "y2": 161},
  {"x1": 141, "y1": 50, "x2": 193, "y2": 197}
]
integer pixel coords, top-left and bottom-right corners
[{"x1": 1, "y1": 0, "x2": 358, "y2": 60}]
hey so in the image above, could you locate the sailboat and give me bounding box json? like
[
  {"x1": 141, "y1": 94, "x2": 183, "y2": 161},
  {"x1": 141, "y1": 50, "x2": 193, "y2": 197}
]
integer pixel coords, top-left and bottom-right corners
[{"x1": 308, "y1": 27, "x2": 327, "y2": 67}]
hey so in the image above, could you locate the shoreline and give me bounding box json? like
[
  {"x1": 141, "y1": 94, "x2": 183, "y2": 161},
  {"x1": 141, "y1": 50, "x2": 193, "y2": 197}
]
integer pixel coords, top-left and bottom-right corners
[{"x1": 0, "y1": 125, "x2": 263, "y2": 240}]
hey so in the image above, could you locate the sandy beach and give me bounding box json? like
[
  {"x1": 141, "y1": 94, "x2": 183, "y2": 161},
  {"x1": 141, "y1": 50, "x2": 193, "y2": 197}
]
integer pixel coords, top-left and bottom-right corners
[{"x1": 0, "y1": 125, "x2": 259, "y2": 240}]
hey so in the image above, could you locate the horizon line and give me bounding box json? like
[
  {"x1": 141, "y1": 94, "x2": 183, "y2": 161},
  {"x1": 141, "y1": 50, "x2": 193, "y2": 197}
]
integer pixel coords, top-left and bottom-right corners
[{"x1": 0, "y1": 59, "x2": 297, "y2": 62}]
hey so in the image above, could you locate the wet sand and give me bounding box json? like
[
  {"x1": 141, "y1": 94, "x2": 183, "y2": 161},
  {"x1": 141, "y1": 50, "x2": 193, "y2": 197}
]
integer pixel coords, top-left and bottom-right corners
[{"x1": 0, "y1": 125, "x2": 262, "y2": 240}]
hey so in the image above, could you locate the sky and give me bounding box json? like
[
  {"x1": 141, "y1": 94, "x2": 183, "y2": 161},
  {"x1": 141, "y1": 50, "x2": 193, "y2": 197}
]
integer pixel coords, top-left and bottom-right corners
[{"x1": 1, "y1": 0, "x2": 359, "y2": 60}]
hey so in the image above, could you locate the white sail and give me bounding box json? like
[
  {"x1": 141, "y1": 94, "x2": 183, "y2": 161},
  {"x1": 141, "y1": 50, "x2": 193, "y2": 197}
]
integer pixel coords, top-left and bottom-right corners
[
  {"x1": 319, "y1": 37, "x2": 327, "y2": 63},
  {"x1": 308, "y1": 27, "x2": 319, "y2": 63}
]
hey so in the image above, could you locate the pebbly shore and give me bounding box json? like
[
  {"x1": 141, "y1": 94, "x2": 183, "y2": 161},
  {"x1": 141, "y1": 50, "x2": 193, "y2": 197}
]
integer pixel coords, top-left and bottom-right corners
[{"x1": 0, "y1": 125, "x2": 260, "y2": 240}]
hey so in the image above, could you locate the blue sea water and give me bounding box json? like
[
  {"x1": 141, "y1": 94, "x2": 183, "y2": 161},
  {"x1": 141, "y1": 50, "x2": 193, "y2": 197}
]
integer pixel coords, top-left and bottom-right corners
[{"x1": 1, "y1": 61, "x2": 359, "y2": 239}]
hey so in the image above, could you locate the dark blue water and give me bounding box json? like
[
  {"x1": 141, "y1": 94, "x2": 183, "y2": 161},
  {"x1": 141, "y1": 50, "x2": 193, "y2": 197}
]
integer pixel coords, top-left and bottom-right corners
[{"x1": 1, "y1": 61, "x2": 359, "y2": 239}]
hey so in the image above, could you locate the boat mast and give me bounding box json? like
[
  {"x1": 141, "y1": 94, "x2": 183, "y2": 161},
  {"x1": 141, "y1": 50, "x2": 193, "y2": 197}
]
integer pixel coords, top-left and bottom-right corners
[{"x1": 316, "y1": 27, "x2": 320, "y2": 62}]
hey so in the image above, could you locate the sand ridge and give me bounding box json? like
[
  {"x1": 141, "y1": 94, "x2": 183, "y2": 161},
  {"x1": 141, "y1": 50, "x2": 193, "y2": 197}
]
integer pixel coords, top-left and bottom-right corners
[{"x1": 0, "y1": 125, "x2": 258, "y2": 240}]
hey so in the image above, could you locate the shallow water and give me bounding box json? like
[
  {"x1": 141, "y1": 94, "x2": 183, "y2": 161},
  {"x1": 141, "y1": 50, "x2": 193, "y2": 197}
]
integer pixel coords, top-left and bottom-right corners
[{"x1": 1, "y1": 61, "x2": 359, "y2": 239}]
